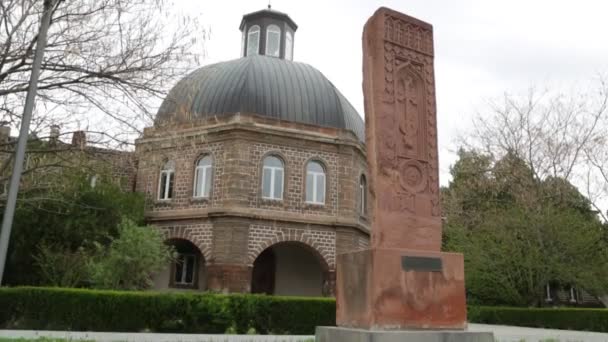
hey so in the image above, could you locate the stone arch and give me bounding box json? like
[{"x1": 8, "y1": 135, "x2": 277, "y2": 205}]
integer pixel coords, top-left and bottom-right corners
[
  {"x1": 161, "y1": 227, "x2": 212, "y2": 261},
  {"x1": 249, "y1": 235, "x2": 332, "y2": 270}
]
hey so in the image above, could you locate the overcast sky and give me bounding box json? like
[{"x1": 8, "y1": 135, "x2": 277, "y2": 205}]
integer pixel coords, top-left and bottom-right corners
[{"x1": 174, "y1": 0, "x2": 608, "y2": 185}]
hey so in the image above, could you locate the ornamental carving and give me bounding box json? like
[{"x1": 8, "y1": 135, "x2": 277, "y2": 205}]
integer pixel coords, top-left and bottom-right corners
[
  {"x1": 399, "y1": 159, "x2": 427, "y2": 193},
  {"x1": 395, "y1": 62, "x2": 426, "y2": 160},
  {"x1": 384, "y1": 14, "x2": 433, "y2": 55},
  {"x1": 380, "y1": 29, "x2": 440, "y2": 216}
]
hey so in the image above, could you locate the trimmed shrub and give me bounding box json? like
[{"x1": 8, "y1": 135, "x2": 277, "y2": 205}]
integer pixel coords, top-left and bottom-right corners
[
  {"x1": 0, "y1": 287, "x2": 335, "y2": 334},
  {"x1": 3, "y1": 287, "x2": 607, "y2": 334},
  {"x1": 468, "y1": 306, "x2": 608, "y2": 332}
]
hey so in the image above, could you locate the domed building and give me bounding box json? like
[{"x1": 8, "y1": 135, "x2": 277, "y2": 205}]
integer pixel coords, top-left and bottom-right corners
[{"x1": 135, "y1": 8, "x2": 370, "y2": 296}]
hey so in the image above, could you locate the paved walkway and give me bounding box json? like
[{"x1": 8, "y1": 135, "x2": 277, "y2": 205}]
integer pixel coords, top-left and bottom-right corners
[
  {"x1": 2, "y1": 324, "x2": 608, "y2": 341},
  {"x1": 469, "y1": 324, "x2": 608, "y2": 342}
]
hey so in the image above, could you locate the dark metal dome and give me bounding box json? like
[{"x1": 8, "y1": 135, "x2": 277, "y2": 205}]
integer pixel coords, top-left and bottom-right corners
[{"x1": 155, "y1": 55, "x2": 365, "y2": 141}]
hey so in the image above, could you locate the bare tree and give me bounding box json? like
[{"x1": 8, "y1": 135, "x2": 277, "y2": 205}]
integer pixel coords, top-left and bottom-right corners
[
  {"x1": 0, "y1": 0, "x2": 205, "y2": 144},
  {"x1": 462, "y1": 78, "x2": 608, "y2": 221}
]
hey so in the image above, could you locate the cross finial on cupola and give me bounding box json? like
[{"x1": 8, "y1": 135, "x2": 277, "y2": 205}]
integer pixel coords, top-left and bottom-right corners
[{"x1": 239, "y1": 7, "x2": 297, "y2": 60}]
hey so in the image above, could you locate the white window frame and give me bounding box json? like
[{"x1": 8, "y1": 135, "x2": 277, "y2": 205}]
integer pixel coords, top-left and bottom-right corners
[
  {"x1": 158, "y1": 161, "x2": 175, "y2": 200},
  {"x1": 193, "y1": 156, "x2": 213, "y2": 198},
  {"x1": 265, "y1": 24, "x2": 281, "y2": 57},
  {"x1": 174, "y1": 253, "x2": 197, "y2": 285},
  {"x1": 306, "y1": 162, "x2": 326, "y2": 205},
  {"x1": 247, "y1": 25, "x2": 260, "y2": 56},
  {"x1": 262, "y1": 156, "x2": 284, "y2": 200},
  {"x1": 360, "y1": 175, "x2": 367, "y2": 215}
]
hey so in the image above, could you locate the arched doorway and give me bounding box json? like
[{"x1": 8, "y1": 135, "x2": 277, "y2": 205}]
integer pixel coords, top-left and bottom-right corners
[
  {"x1": 251, "y1": 242, "x2": 328, "y2": 296},
  {"x1": 153, "y1": 238, "x2": 207, "y2": 290}
]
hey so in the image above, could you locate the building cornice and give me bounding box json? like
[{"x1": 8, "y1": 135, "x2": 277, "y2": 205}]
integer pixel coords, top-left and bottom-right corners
[{"x1": 146, "y1": 206, "x2": 371, "y2": 235}]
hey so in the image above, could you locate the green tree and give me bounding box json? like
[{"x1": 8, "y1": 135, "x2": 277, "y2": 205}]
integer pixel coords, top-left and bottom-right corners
[
  {"x1": 443, "y1": 149, "x2": 608, "y2": 306},
  {"x1": 88, "y1": 218, "x2": 173, "y2": 290},
  {"x1": 2, "y1": 170, "x2": 144, "y2": 285}
]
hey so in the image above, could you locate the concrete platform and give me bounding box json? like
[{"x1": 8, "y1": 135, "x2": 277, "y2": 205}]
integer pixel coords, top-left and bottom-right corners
[{"x1": 316, "y1": 326, "x2": 494, "y2": 342}]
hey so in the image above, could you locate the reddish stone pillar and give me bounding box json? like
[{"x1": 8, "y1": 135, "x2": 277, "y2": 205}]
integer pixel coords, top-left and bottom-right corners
[
  {"x1": 206, "y1": 264, "x2": 252, "y2": 293},
  {"x1": 334, "y1": 7, "x2": 467, "y2": 330}
]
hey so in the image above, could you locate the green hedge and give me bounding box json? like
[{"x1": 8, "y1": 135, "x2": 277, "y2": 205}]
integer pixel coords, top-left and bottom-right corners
[
  {"x1": 468, "y1": 306, "x2": 608, "y2": 332},
  {"x1": 2, "y1": 287, "x2": 608, "y2": 334},
  {"x1": 0, "y1": 287, "x2": 335, "y2": 334}
]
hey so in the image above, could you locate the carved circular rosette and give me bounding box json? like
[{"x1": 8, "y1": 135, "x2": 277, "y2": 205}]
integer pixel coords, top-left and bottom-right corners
[{"x1": 398, "y1": 159, "x2": 427, "y2": 193}]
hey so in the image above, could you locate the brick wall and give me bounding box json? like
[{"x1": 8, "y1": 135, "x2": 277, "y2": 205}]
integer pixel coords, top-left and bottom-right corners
[
  {"x1": 246, "y1": 142, "x2": 340, "y2": 217},
  {"x1": 136, "y1": 141, "x2": 225, "y2": 211}
]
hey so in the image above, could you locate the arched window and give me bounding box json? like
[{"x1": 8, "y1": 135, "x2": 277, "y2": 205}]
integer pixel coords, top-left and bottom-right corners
[
  {"x1": 305, "y1": 161, "x2": 325, "y2": 204},
  {"x1": 247, "y1": 25, "x2": 260, "y2": 56},
  {"x1": 359, "y1": 175, "x2": 367, "y2": 215},
  {"x1": 285, "y1": 31, "x2": 293, "y2": 60},
  {"x1": 193, "y1": 155, "x2": 213, "y2": 198},
  {"x1": 262, "y1": 156, "x2": 284, "y2": 200},
  {"x1": 158, "y1": 160, "x2": 175, "y2": 200},
  {"x1": 265, "y1": 24, "x2": 281, "y2": 57}
]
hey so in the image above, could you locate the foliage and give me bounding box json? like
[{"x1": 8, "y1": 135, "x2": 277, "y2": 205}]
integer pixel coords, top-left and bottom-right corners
[
  {"x1": 2, "y1": 171, "x2": 145, "y2": 285},
  {"x1": 88, "y1": 218, "x2": 173, "y2": 290},
  {"x1": 0, "y1": 287, "x2": 336, "y2": 335},
  {"x1": 443, "y1": 149, "x2": 608, "y2": 306},
  {"x1": 32, "y1": 243, "x2": 89, "y2": 288},
  {"x1": 468, "y1": 306, "x2": 608, "y2": 332},
  {"x1": 3, "y1": 287, "x2": 608, "y2": 334}
]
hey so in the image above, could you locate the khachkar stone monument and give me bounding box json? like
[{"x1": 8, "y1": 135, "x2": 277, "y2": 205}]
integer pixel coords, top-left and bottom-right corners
[{"x1": 316, "y1": 7, "x2": 493, "y2": 341}]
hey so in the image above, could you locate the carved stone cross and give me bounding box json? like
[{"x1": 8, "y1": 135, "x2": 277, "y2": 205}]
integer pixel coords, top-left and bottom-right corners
[{"x1": 333, "y1": 7, "x2": 467, "y2": 330}]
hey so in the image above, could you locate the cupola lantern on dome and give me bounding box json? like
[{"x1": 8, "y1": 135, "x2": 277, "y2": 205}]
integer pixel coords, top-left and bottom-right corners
[{"x1": 239, "y1": 7, "x2": 297, "y2": 60}]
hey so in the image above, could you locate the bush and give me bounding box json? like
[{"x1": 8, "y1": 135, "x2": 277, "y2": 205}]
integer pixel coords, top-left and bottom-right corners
[
  {"x1": 468, "y1": 306, "x2": 608, "y2": 332},
  {"x1": 0, "y1": 287, "x2": 335, "y2": 334},
  {"x1": 88, "y1": 218, "x2": 173, "y2": 290},
  {"x1": 3, "y1": 287, "x2": 607, "y2": 334}
]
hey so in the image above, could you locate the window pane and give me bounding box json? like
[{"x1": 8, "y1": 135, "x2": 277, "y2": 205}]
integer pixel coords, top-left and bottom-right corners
[
  {"x1": 174, "y1": 255, "x2": 184, "y2": 283},
  {"x1": 317, "y1": 175, "x2": 325, "y2": 203},
  {"x1": 241, "y1": 31, "x2": 246, "y2": 57},
  {"x1": 307, "y1": 161, "x2": 323, "y2": 173},
  {"x1": 159, "y1": 173, "x2": 167, "y2": 199},
  {"x1": 247, "y1": 26, "x2": 260, "y2": 56},
  {"x1": 285, "y1": 31, "x2": 293, "y2": 60},
  {"x1": 185, "y1": 256, "x2": 195, "y2": 284},
  {"x1": 199, "y1": 156, "x2": 212, "y2": 167},
  {"x1": 167, "y1": 172, "x2": 174, "y2": 199},
  {"x1": 274, "y1": 169, "x2": 283, "y2": 199},
  {"x1": 266, "y1": 25, "x2": 281, "y2": 57},
  {"x1": 193, "y1": 169, "x2": 201, "y2": 197},
  {"x1": 264, "y1": 156, "x2": 283, "y2": 168},
  {"x1": 262, "y1": 168, "x2": 272, "y2": 198},
  {"x1": 306, "y1": 173, "x2": 314, "y2": 202},
  {"x1": 204, "y1": 168, "x2": 212, "y2": 197}
]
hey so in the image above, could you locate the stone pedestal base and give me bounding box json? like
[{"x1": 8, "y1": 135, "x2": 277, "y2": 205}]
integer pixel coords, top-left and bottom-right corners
[
  {"x1": 336, "y1": 248, "x2": 467, "y2": 330},
  {"x1": 316, "y1": 326, "x2": 494, "y2": 342}
]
